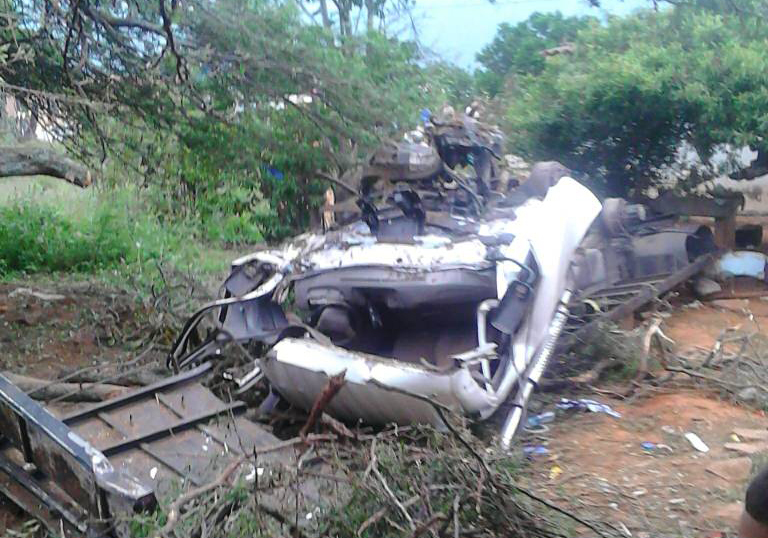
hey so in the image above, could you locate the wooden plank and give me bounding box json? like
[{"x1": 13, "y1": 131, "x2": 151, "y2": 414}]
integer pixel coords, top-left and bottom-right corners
[
  {"x1": 62, "y1": 363, "x2": 212, "y2": 425},
  {"x1": 100, "y1": 402, "x2": 246, "y2": 457}
]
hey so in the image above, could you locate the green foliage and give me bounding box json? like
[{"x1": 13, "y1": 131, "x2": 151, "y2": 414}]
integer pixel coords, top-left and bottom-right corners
[
  {"x1": 476, "y1": 12, "x2": 598, "y2": 96},
  {"x1": 501, "y1": 3, "x2": 768, "y2": 196},
  {"x1": 97, "y1": 0, "x2": 445, "y2": 243},
  {"x1": 2, "y1": 0, "x2": 457, "y2": 244},
  {"x1": 0, "y1": 199, "x2": 145, "y2": 275},
  {"x1": 0, "y1": 186, "x2": 234, "y2": 283},
  {"x1": 424, "y1": 62, "x2": 478, "y2": 108}
]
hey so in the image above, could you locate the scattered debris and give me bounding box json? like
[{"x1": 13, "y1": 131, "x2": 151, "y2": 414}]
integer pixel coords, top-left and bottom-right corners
[
  {"x1": 524, "y1": 445, "x2": 550, "y2": 457},
  {"x1": 556, "y1": 398, "x2": 622, "y2": 418},
  {"x1": 167, "y1": 115, "x2": 718, "y2": 451},
  {"x1": 548, "y1": 465, "x2": 563, "y2": 480},
  {"x1": 733, "y1": 428, "x2": 768, "y2": 441},
  {"x1": 712, "y1": 251, "x2": 768, "y2": 280},
  {"x1": 526, "y1": 411, "x2": 556, "y2": 428},
  {"x1": 694, "y1": 277, "x2": 723, "y2": 296},
  {"x1": 7, "y1": 116, "x2": 761, "y2": 536},
  {"x1": 725, "y1": 441, "x2": 768, "y2": 455},
  {"x1": 684, "y1": 432, "x2": 710, "y2": 453}
]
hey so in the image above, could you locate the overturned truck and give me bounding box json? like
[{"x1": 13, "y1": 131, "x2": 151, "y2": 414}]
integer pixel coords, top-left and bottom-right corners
[{"x1": 170, "y1": 115, "x2": 717, "y2": 449}]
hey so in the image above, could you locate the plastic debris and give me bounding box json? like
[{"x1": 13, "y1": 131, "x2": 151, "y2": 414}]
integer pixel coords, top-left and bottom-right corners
[
  {"x1": 641, "y1": 442, "x2": 656, "y2": 451},
  {"x1": 527, "y1": 411, "x2": 556, "y2": 428},
  {"x1": 556, "y1": 398, "x2": 622, "y2": 418},
  {"x1": 523, "y1": 445, "x2": 549, "y2": 457},
  {"x1": 730, "y1": 434, "x2": 741, "y2": 443},
  {"x1": 713, "y1": 251, "x2": 768, "y2": 280},
  {"x1": 549, "y1": 465, "x2": 563, "y2": 480},
  {"x1": 684, "y1": 432, "x2": 710, "y2": 453}
]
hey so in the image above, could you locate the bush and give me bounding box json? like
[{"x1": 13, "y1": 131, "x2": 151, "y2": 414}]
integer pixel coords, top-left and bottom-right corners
[{"x1": 0, "y1": 196, "x2": 158, "y2": 276}]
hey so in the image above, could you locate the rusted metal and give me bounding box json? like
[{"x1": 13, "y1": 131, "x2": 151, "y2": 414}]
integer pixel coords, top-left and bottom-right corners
[
  {"x1": 0, "y1": 455, "x2": 89, "y2": 537},
  {"x1": 0, "y1": 372, "x2": 155, "y2": 534},
  {"x1": 645, "y1": 192, "x2": 742, "y2": 219}
]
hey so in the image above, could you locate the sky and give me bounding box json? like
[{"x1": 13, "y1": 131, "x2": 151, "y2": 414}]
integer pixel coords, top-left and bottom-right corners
[{"x1": 410, "y1": 0, "x2": 649, "y2": 68}]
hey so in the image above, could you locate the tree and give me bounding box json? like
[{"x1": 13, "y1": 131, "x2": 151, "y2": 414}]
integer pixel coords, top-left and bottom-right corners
[
  {"x1": 476, "y1": 12, "x2": 598, "y2": 96},
  {"x1": 298, "y1": 0, "x2": 414, "y2": 38},
  {"x1": 0, "y1": 0, "x2": 445, "y2": 240},
  {"x1": 500, "y1": 2, "x2": 768, "y2": 197}
]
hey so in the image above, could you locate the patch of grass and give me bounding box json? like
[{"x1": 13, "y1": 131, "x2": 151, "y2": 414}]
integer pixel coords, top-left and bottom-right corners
[
  {"x1": 0, "y1": 175, "x2": 90, "y2": 207},
  {"x1": 0, "y1": 185, "x2": 236, "y2": 288},
  {"x1": 0, "y1": 200, "x2": 136, "y2": 275}
]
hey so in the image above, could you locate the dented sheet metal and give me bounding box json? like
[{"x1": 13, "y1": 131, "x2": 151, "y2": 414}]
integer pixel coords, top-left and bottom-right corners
[
  {"x1": 261, "y1": 178, "x2": 601, "y2": 431},
  {"x1": 263, "y1": 338, "x2": 497, "y2": 425}
]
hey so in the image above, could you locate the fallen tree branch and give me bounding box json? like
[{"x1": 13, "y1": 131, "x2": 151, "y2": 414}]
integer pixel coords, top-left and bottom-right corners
[
  {"x1": 0, "y1": 145, "x2": 94, "y2": 187},
  {"x1": 300, "y1": 370, "x2": 346, "y2": 437},
  {"x1": 2, "y1": 372, "x2": 126, "y2": 402},
  {"x1": 636, "y1": 317, "x2": 664, "y2": 381},
  {"x1": 156, "y1": 454, "x2": 246, "y2": 538},
  {"x1": 663, "y1": 365, "x2": 752, "y2": 393},
  {"x1": 156, "y1": 433, "x2": 338, "y2": 537},
  {"x1": 370, "y1": 438, "x2": 415, "y2": 530}
]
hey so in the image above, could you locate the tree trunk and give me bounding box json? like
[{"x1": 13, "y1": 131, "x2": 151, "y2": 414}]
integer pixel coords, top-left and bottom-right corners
[
  {"x1": 366, "y1": 0, "x2": 375, "y2": 34},
  {"x1": 318, "y1": 0, "x2": 332, "y2": 30},
  {"x1": 0, "y1": 145, "x2": 93, "y2": 187}
]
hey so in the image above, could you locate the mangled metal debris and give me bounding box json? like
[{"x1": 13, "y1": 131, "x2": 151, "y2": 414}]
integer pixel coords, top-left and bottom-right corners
[
  {"x1": 169, "y1": 111, "x2": 718, "y2": 449},
  {"x1": 0, "y1": 364, "x2": 332, "y2": 537}
]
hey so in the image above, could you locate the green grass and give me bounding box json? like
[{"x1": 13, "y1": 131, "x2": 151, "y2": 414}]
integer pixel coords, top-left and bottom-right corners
[
  {"x1": 0, "y1": 177, "x2": 238, "y2": 289},
  {"x1": 0, "y1": 175, "x2": 91, "y2": 207}
]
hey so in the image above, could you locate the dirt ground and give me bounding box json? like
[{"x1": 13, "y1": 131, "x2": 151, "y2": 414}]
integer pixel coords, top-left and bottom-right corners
[{"x1": 522, "y1": 298, "x2": 768, "y2": 538}]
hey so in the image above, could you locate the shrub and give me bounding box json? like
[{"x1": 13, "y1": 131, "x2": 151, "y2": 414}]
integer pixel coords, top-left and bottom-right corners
[{"x1": 0, "y1": 197, "x2": 158, "y2": 276}]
